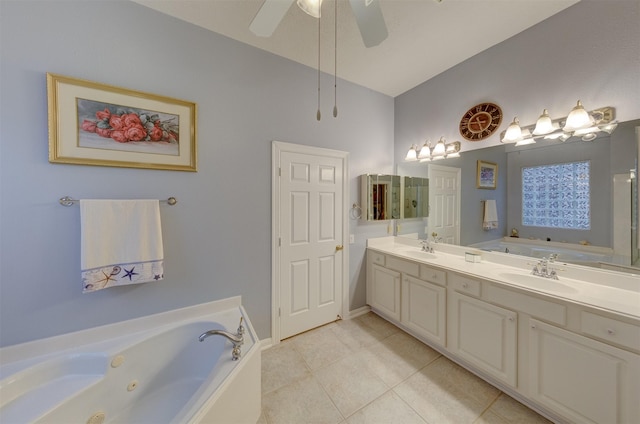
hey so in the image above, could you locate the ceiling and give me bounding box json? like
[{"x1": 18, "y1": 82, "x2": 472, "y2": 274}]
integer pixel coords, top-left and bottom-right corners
[{"x1": 132, "y1": 0, "x2": 579, "y2": 97}]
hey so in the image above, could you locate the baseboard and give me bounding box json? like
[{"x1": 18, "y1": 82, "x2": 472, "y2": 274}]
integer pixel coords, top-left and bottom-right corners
[
  {"x1": 259, "y1": 337, "x2": 273, "y2": 350},
  {"x1": 347, "y1": 305, "x2": 371, "y2": 319}
]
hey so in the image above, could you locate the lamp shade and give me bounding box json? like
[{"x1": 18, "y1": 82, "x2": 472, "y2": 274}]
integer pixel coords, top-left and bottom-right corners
[
  {"x1": 405, "y1": 145, "x2": 417, "y2": 161},
  {"x1": 532, "y1": 109, "x2": 555, "y2": 135},
  {"x1": 502, "y1": 117, "x2": 523, "y2": 143},
  {"x1": 563, "y1": 100, "x2": 593, "y2": 132},
  {"x1": 417, "y1": 141, "x2": 431, "y2": 159},
  {"x1": 297, "y1": 0, "x2": 322, "y2": 18},
  {"x1": 432, "y1": 137, "x2": 446, "y2": 155}
]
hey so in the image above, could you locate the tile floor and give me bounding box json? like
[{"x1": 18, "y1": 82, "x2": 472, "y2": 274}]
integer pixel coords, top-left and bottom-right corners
[{"x1": 258, "y1": 312, "x2": 552, "y2": 424}]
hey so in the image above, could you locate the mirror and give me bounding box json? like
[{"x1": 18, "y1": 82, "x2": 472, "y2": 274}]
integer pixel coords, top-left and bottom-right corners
[
  {"x1": 402, "y1": 177, "x2": 429, "y2": 218},
  {"x1": 393, "y1": 119, "x2": 640, "y2": 271},
  {"x1": 360, "y1": 174, "x2": 401, "y2": 220}
]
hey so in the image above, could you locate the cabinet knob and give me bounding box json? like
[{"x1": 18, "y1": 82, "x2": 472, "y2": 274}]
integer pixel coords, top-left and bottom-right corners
[
  {"x1": 462, "y1": 282, "x2": 468, "y2": 288},
  {"x1": 606, "y1": 328, "x2": 616, "y2": 335},
  {"x1": 508, "y1": 316, "x2": 515, "y2": 322},
  {"x1": 531, "y1": 324, "x2": 537, "y2": 329}
]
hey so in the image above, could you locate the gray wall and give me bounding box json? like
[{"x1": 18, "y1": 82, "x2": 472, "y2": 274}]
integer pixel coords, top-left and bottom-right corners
[
  {"x1": 394, "y1": 0, "x2": 640, "y2": 246},
  {"x1": 0, "y1": 0, "x2": 394, "y2": 347}
]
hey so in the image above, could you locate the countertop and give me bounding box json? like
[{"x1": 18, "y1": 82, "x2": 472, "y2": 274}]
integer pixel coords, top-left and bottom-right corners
[{"x1": 367, "y1": 237, "x2": 640, "y2": 320}]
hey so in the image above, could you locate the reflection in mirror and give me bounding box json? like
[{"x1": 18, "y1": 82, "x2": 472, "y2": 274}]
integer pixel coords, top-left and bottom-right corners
[
  {"x1": 403, "y1": 177, "x2": 429, "y2": 218},
  {"x1": 360, "y1": 174, "x2": 400, "y2": 220},
  {"x1": 393, "y1": 119, "x2": 640, "y2": 272}
]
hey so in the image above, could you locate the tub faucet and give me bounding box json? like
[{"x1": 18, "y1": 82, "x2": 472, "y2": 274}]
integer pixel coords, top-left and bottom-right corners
[{"x1": 199, "y1": 317, "x2": 245, "y2": 360}]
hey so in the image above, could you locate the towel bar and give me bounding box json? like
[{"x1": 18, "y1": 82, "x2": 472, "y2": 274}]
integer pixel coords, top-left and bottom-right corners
[{"x1": 59, "y1": 196, "x2": 177, "y2": 206}]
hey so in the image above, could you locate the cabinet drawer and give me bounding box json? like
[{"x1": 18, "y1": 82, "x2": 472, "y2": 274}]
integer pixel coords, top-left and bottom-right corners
[
  {"x1": 486, "y1": 284, "x2": 566, "y2": 326},
  {"x1": 420, "y1": 265, "x2": 447, "y2": 286},
  {"x1": 450, "y1": 273, "x2": 481, "y2": 297},
  {"x1": 368, "y1": 251, "x2": 385, "y2": 266},
  {"x1": 581, "y1": 312, "x2": 640, "y2": 352},
  {"x1": 386, "y1": 255, "x2": 420, "y2": 277}
]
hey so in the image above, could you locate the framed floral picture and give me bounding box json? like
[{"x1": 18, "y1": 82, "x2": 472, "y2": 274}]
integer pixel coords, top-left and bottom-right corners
[
  {"x1": 477, "y1": 160, "x2": 497, "y2": 189},
  {"x1": 47, "y1": 73, "x2": 197, "y2": 171}
]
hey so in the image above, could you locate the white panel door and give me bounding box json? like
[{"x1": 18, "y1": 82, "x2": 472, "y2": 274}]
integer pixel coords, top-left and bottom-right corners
[
  {"x1": 428, "y1": 165, "x2": 460, "y2": 244},
  {"x1": 278, "y1": 149, "x2": 344, "y2": 339}
]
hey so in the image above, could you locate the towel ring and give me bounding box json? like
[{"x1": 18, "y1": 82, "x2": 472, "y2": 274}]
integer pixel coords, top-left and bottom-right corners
[{"x1": 350, "y1": 203, "x2": 362, "y2": 219}]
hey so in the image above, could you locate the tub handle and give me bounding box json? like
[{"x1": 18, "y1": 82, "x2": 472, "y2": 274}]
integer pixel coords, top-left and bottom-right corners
[{"x1": 237, "y1": 317, "x2": 245, "y2": 336}]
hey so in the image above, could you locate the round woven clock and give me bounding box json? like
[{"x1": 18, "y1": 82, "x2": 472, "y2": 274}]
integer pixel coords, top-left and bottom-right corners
[{"x1": 459, "y1": 103, "x2": 503, "y2": 141}]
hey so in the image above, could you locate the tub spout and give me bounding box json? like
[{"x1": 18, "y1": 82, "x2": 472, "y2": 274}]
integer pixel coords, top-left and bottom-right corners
[{"x1": 199, "y1": 328, "x2": 244, "y2": 361}]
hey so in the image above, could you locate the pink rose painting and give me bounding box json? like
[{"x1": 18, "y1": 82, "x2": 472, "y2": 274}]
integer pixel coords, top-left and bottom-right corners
[{"x1": 77, "y1": 99, "x2": 179, "y2": 156}]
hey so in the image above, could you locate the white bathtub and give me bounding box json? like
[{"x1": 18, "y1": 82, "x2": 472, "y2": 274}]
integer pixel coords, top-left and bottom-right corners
[
  {"x1": 470, "y1": 237, "x2": 616, "y2": 266},
  {"x1": 0, "y1": 297, "x2": 261, "y2": 424}
]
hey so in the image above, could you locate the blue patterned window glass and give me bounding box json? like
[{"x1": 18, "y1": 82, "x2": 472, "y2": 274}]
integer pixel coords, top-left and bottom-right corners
[{"x1": 522, "y1": 161, "x2": 590, "y2": 230}]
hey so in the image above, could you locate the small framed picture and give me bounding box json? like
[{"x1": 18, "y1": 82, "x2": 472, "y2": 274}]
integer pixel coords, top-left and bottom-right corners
[
  {"x1": 47, "y1": 73, "x2": 197, "y2": 171},
  {"x1": 477, "y1": 160, "x2": 497, "y2": 189}
]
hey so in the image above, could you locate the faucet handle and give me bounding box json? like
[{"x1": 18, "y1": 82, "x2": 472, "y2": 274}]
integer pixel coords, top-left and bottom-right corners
[{"x1": 237, "y1": 317, "x2": 245, "y2": 336}]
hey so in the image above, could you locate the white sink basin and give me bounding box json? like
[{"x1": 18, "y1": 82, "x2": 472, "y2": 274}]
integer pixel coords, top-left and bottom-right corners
[
  {"x1": 498, "y1": 272, "x2": 579, "y2": 294},
  {"x1": 397, "y1": 249, "x2": 437, "y2": 261}
]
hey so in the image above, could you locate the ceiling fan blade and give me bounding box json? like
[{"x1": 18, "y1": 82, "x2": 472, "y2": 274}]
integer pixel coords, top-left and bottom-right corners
[
  {"x1": 250, "y1": 0, "x2": 295, "y2": 37},
  {"x1": 348, "y1": 0, "x2": 388, "y2": 48}
]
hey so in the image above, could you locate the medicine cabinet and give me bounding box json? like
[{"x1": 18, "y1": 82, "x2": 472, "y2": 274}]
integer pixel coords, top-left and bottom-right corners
[
  {"x1": 360, "y1": 174, "x2": 429, "y2": 221},
  {"x1": 361, "y1": 174, "x2": 401, "y2": 220}
]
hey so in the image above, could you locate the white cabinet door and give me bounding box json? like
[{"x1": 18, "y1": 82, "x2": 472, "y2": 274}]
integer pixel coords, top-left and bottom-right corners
[
  {"x1": 370, "y1": 263, "x2": 401, "y2": 321},
  {"x1": 449, "y1": 292, "x2": 517, "y2": 386},
  {"x1": 401, "y1": 274, "x2": 446, "y2": 346},
  {"x1": 529, "y1": 319, "x2": 640, "y2": 424}
]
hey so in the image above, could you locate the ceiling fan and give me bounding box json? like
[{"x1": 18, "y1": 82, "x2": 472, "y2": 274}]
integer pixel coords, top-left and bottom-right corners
[{"x1": 250, "y1": 0, "x2": 389, "y2": 48}]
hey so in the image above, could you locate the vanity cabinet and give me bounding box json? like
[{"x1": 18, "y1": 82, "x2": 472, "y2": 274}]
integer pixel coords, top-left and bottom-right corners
[
  {"x1": 449, "y1": 291, "x2": 517, "y2": 387},
  {"x1": 366, "y1": 247, "x2": 640, "y2": 423},
  {"x1": 401, "y1": 274, "x2": 446, "y2": 346},
  {"x1": 529, "y1": 319, "x2": 640, "y2": 423},
  {"x1": 369, "y1": 263, "x2": 401, "y2": 321}
]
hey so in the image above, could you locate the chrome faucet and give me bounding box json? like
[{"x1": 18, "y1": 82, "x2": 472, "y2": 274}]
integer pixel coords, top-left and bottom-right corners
[
  {"x1": 420, "y1": 239, "x2": 432, "y2": 253},
  {"x1": 531, "y1": 257, "x2": 559, "y2": 280},
  {"x1": 199, "y1": 317, "x2": 245, "y2": 360}
]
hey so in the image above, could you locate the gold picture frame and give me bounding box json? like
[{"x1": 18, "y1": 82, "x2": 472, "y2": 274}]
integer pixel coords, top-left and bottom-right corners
[
  {"x1": 47, "y1": 73, "x2": 197, "y2": 171},
  {"x1": 477, "y1": 160, "x2": 497, "y2": 189}
]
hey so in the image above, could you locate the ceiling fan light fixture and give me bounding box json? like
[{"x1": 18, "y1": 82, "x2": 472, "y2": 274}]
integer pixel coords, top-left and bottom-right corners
[{"x1": 297, "y1": 0, "x2": 323, "y2": 18}]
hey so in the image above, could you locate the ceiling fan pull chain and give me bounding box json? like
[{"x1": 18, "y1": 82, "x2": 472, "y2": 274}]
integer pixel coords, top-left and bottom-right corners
[
  {"x1": 333, "y1": 0, "x2": 338, "y2": 118},
  {"x1": 316, "y1": 8, "x2": 321, "y2": 122}
]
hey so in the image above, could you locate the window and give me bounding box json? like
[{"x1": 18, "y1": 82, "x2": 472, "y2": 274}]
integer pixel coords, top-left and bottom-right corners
[{"x1": 522, "y1": 161, "x2": 590, "y2": 229}]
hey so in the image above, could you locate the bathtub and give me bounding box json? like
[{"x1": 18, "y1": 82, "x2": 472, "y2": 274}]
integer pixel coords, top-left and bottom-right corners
[
  {"x1": 0, "y1": 297, "x2": 261, "y2": 424},
  {"x1": 470, "y1": 237, "x2": 616, "y2": 266}
]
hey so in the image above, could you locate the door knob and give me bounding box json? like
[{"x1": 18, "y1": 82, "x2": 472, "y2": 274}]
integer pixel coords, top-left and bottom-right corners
[{"x1": 336, "y1": 245, "x2": 344, "y2": 251}]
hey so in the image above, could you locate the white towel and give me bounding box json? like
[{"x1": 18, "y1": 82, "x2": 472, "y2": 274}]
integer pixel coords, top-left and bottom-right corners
[
  {"x1": 483, "y1": 199, "x2": 499, "y2": 230},
  {"x1": 80, "y1": 199, "x2": 164, "y2": 293}
]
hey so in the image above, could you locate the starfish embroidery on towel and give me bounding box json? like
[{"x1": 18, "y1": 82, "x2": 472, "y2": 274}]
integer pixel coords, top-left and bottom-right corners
[
  {"x1": 122, "y1": 267, "x2": 138, "y2": 280},
  {"x1": 97, "y1": 270, "x2": 117, "y2": 285},
  {"x1": 154, "y1": 274, "x2": 162, "y2": 280}
]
